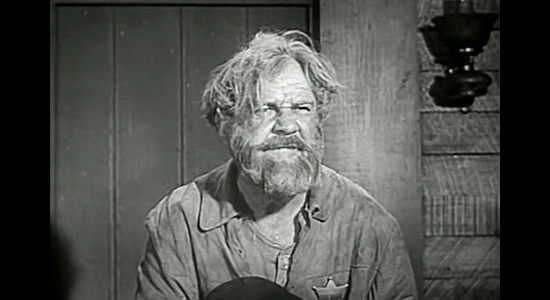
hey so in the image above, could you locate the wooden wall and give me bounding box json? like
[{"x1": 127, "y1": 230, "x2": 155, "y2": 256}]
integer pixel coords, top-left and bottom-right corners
[
  {"x1": 417, "y1": 0, "x2": 500, "y2": 299},
  {"x1": 51, "y1": 4, "x2": 311, "y2": 300},
  {"x1": 319, "y1": 0, "x2": 423, "y2": 294}
]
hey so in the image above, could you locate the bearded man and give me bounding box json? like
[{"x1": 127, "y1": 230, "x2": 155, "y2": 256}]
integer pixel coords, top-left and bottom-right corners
[{"x1": 136, "y1": 30, "x2": 417, "y2": 300}]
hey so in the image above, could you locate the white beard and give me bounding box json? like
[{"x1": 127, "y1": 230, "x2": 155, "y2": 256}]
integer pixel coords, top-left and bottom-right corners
[
  {"x1": 228, "y1": 123, "x2": 324, "y2": 198},
  {"x1": 255, "y1": 149, "x2": 318, "y2": 196}
]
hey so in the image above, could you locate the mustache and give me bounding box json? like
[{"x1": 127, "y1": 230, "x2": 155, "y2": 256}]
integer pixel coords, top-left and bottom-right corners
[{"x1": 256, "y1": 135, "x2": 308, "y2": 151}]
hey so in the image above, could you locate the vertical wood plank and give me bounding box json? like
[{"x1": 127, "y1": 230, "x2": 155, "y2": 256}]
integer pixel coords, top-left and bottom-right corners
[
  {"x1": 443, "y1": 195, "x2": 453, "y2": 236},
  {"x1": 460, "y1": 195, "x2": 475, "y2": 235},
  {"x1": 247, "y1": 6, "x2": 309, "y2": 36},
  {"x1": 182, "y1": 7, "x2": 247, "y2": 182},
  {"x1": 423, "y1": 194, "x2": 432, "y2": 236},
  {"x1": 320, "y1": 0, "x2": 422, "y2": 293},
  {"x1": 51, "y1": 0, "x2": 56, "y2": 222},
  {"x1": 56, "y1": 7, "x2": 113, "y2": 300},
  {"x1": 431, "y1": 195, "x2": 445, "y2": 236},
  {"x1": 115, "y1": 7, "x2": 181, "y2": 300}
]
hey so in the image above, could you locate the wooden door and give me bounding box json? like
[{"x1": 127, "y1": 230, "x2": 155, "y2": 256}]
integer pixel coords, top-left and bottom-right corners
[{"x1": 52, "y1": 3, "x2": 312, "y2": 300}]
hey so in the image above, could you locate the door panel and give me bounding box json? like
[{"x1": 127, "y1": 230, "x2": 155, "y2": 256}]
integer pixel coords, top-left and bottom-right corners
[
  {"x1": 181, "y1": 7, "x2": 248, "y2": 182},
  {"x1": 115, "y1": 7, "x2": 182, "y2": 300},
  {"x1": 55, "y1": 7, "x2": 114, "y2": 300}
]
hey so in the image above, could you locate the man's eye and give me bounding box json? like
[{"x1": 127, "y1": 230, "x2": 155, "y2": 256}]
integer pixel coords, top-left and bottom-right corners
[
  {"x1": 253, "y1": 105, "x2": 277, "y2": 118},
  {"x1": 263, "y1": 105, "x2": 277, "y2": 113},
  {"x1": 297, "y1": 105, "x2": 312, "y2": 112},
  {"x1": 254, "y1": 105, "x2": 272, "y2": 113}
]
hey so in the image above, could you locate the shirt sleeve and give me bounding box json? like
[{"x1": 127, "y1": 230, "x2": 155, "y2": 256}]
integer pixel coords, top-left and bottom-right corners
[
  {"x1": 135, "y1": 195, "x2": 199, "y2": 300},
  {"x1": 366, "y1": 218, "x2": 418, "y2": 300}
]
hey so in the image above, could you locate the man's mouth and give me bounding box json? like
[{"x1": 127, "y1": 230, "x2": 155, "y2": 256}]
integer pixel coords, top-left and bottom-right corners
[
  {"x1": 264, "y1": 145, "x2": 300, "y2": 151},
  {"x1": 258, "y1": 136, "x2": 307, "y2": 152}
]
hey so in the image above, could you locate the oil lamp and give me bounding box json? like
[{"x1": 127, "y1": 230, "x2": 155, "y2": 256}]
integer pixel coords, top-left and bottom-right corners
[{"x1": 420, "y1": 0, "x2": 498, "y2": 108}]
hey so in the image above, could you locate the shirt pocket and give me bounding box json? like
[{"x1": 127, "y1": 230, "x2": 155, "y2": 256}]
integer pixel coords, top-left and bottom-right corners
[{"x1": 299, "y1": 270, "x2": 350, "y2": 300}]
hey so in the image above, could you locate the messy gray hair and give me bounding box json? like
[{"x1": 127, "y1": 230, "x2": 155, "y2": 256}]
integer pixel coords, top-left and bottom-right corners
[{"x1": 201, "y1": 30, "x2": 342, "y2": 131}]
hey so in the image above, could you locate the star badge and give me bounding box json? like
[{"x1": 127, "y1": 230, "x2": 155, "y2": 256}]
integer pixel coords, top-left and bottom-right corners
[{"x1": 312, "y1": 277, "x2": 349, "y2": 299}]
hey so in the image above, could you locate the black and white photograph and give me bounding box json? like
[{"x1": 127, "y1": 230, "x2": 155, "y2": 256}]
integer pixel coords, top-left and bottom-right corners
[{"x1": 50, "y1": 0, "x2": 500, "y2": 299}]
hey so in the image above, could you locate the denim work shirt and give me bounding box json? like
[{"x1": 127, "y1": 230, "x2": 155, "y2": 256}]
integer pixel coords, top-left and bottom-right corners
[{"x1": 136, "y1": 160, "x2": 418, "y2": 300}]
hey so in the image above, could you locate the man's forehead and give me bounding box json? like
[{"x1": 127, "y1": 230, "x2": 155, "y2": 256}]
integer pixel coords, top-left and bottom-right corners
[
  {"x1": 259, "y1": 60, "x2": 315, "y2": 102},
  {"x1": 265, "y1": 59, "x2": 307, "y2": 82}
]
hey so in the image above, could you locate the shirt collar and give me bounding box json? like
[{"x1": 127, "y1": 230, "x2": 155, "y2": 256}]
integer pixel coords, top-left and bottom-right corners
[{"x1": 197, "y1": 159, "x2": 333, "y2": 232}]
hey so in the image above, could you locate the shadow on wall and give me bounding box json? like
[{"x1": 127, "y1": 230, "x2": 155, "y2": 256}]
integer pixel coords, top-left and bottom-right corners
[{"x1": 50, "y1": 221, "x2": 76, "y2": 300}]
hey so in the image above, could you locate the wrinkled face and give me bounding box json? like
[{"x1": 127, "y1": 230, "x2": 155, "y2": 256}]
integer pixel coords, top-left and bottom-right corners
[{"x1": 228, "y1": 59, "x2": 324, "y2": 197}]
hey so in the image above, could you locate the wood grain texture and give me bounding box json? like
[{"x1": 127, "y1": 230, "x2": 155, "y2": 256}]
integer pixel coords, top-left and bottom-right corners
[
  {"x1": 115, "y1": 8, "x2": 181, "y2": 300},
  {"x1": 423, "y1": 195, "x2": 499, "y2": 236},
  {"x1": 182, "y1": 7, "x2": 248, "y2": 182},
  {"x1": 419, "y1": 30, "x2": 500, "y2": 71},
  {"x1": 421, "y1": 112, "x2": 500, "y2": 154},
  {"x1": 418, "y1": 0, "x2": 500, "y2": 28},
  {"x1": 55, "y1": 7, "x2": 113, "y2": 300},
  {"x1": 320, "y1": 0, "x2": 423, "y2": 293},
  {"x1": 422, "y1": 155, "x2": 499, "y2": 197},
  {"x1": 424, "y1": 237, "x2": 499, "y2": 278},
  {"x1": 420, "y1": 71, "x2": 500, "y2": 112},
  {"x1": 424, "y1": 277, "x2": 500, "y2": 300},
  {"x1": 248, "y1": 6, "x2": 309, "y2": 36}
]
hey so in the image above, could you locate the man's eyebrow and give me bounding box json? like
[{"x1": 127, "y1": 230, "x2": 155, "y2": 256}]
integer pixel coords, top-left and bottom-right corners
[
  {"x1": 294, "y1": 88, "x2": 315, "y2": 94},
  {"x1": 263, "y1": 101, "x2": 314, "y2": 107},
  {"x1": 292, "y1": 101, "x2": 314, "y2": 105}
]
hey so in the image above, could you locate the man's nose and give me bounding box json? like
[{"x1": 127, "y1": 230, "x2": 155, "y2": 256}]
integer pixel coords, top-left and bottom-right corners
[{"x1": 272, "y1": 113, "x2": 299, "y2": 135}]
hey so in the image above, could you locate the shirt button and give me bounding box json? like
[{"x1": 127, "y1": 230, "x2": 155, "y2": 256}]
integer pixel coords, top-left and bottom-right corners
[{"x1": 279, "y1": 255, "x2": 290, "y2": 270}]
